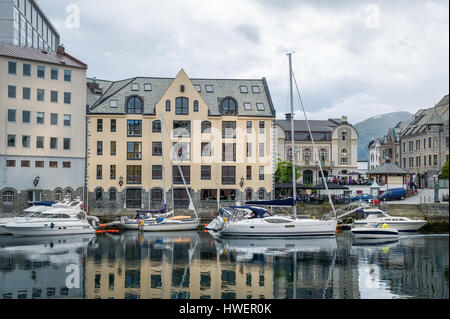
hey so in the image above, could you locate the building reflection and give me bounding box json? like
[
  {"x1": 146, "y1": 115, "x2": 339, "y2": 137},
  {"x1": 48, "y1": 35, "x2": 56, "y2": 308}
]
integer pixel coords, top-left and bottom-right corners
[{"x1": 0, "y1": 234, "x2": 93, "y2": 299}]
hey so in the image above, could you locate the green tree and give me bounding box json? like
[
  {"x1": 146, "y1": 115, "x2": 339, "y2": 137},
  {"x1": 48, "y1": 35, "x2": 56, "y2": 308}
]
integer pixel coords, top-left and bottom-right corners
[
  {"x1": 441, "y1": 160, "x2": 449, "y2": 180},
  {"x1": 275, "y1": 159, "x2": 302, "y2": 184}
]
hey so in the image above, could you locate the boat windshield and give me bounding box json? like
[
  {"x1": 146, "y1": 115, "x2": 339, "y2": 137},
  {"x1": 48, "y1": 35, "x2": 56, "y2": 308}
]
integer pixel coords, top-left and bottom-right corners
[{"x1": 39, "y1": 213, "x2": 72, "y2": 219}]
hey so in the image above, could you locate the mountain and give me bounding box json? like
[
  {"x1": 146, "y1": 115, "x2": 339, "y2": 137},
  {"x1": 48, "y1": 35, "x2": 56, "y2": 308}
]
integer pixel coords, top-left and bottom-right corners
[{"x1": 355, "y1": 111, "x2": 413, "y2": 161}]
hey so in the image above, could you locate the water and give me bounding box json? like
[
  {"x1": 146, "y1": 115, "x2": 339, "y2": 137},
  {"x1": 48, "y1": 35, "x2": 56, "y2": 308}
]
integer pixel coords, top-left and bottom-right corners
[{"x1": 0, "y1": 231, "x2": 448, "y2": 299}]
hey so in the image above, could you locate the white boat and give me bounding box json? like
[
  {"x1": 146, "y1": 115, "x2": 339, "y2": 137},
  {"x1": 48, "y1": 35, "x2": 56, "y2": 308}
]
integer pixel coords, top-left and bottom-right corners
[
  {"x1": 3, "y1": 207, "x2": 98, "y2": 237},
  {"x1": 352, "y1": 208, "x2": 427, "y2": 232},
  {"x1": 351, "y1": 223, "x2": 399, "y2": 239},
  {"x1": 0, "y1": 205, "x2": 54, "y2": 235}
]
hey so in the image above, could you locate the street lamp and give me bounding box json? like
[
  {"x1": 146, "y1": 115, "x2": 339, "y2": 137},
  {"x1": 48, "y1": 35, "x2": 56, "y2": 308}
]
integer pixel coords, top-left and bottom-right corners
[
  {"x1": 33, "y1": 176, "x2": 40, "y2": 187},
  {"x1": 240, "y1": 177, "x2": 245, "y2": 204},
  {"x1": 119, "y1": 176, "x2": 124, "y2": 187}
]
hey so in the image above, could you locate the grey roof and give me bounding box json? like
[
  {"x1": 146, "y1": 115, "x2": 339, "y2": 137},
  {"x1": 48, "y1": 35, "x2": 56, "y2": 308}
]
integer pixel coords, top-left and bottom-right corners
[
  {"x1": 366, "y1": 163, "x2": 409, "y2": 175},
  {"x1": 275, "y1": 119, "x2": 338, "y2": 133},
  {"x1": 87, "y1": 75, "x2": 275, "y2": 117},
  {"x1": 0, "y1": 42, "x2": 87, "y2": 69}
]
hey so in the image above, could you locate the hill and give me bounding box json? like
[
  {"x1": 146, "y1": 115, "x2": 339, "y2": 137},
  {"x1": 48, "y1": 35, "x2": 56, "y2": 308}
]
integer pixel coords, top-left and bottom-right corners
[{"x1": 355, "y1": 111, "x2": 413, "y2": 161}]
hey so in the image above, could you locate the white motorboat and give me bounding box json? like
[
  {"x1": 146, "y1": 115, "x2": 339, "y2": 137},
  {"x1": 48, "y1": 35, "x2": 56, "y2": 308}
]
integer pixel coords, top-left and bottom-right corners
[
  {"x1": 3, "y1": 207, "x2": 98, "y2": 237},
  {"x1": 351, "y1": 223, "x2": 399, "y2": 239},
  {"x1": 141, "y1": 216, "x2": 200, "y2": 232},
  {"x1": 0, "y1": 205, "x2": 54, "y2": 235},
  {"x1": 352, "y1": 208, "x2": 427, "y2": 232}
]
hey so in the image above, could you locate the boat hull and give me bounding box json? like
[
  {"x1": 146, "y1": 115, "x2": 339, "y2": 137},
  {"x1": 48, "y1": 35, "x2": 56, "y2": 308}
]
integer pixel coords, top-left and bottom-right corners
[
  {"x1": 219, "y1": 218, "x2": 337, "y2": 237},
  {"x1": 353, "y1": 220, "x2": 427, "y2": 232},
  {"x1": 142, "y1": 220, "x2": 199, "y2": 232},
  {"x1": 4, "y1": 223, "x2": 95, "y2": 237},
  {"x1": 351, "y1": 228, "x2": 398, "y2": 239}
]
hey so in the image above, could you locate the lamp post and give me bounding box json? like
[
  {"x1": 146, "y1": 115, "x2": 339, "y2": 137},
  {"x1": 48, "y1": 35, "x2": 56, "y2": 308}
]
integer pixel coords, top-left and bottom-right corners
[
  {"x1": 434, "y1": 174, "x2": 440, "y2": 203},
  {"x1": 240, "y1": 177, "x2": 245, "y2": 204},
  {"x1": 119, "y1": 176, "x2": 124, "y2": 188},
  {"x1": 33, "y1": 176, "x2": 40, "y2": 187}
]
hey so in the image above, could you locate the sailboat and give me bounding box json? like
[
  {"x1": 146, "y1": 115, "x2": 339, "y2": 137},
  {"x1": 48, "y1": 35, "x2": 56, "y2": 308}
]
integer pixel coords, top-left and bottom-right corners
[
  {"x1": 140, "y1": 115, "x2": 200, "y2": 232},
  {"x1": 214, "y1": 53, "x2": 337, "y2": 237}
]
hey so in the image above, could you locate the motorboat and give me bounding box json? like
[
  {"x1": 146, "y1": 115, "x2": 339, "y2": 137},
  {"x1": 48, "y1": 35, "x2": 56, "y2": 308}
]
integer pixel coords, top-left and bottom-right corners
[
  {"x1": 351, "y1": 223, "x2": 399, "y2": 239},
  {"x1": 119, "y1": 205, "x2": 174, "y2": 230},
  {"x1": 3, "y1": 207, "x2": 98, "y2": 237},
  {"x1": 205, "y1": 206, "x2": 267, "y2": 231},
  {"x1": 140, "y1": 215, "x2": 200, "y2": 232},
  {"x1": 352, "y1": 208, "x2": 427, "y2": 232},
  {"x1": 0, "y1": 205, "x2": 54, "y2": 235}
]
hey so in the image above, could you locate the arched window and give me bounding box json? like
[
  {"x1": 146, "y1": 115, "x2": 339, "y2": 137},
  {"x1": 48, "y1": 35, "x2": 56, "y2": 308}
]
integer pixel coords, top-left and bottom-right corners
[
  {"x1": 151, "y1": 189, "x2": 163, "y2": 201},
  {"x1": 341, "y1": 131, "x2": 347, "y2": 141},
  {"x1": 258, "y1": 188, "x2": 265, "y2": 200},
  {"x1": 287, "y1": 147, "x2": 293, "y2": 161},
  {"x1": 246, "y1": 189, "x2": 252, "y2": 201},
  {"x1": 64, "y1": 190, "x2": 72, "y2": 200},
  {"x1": 220, "y1": 98, "x2": 237, "y2": 116},
  {"x1": 341, "y1": 148, "x2": 348, "y2": 154},
  {"x1": 152, "y1": 120, "x2": 161, "y2": 133},
  {"x1": 55, "y1": 190, "x2": 63, "y2": 201},
  {"x1": 127, "y1": 96, "x2": 143, "y2": 114},
  {"x1": 201, "y1": 121, "x2": 211, "y2": 134},
  {"x1": 193, "y1": 100, "x2": 199, "y2": 112},
  {"x1": 175, "y1": 97, "x2": 189, "y2": 115},
  {"x1": 95, "y1": 189, "x2": 102, "y2": 201},
  {"x1": 2, "y1": 190, "x2": 14, "y2": 203},
  {"x1": 304, "y1": 149, "x2": 311, "y2": 165},
  {"x1": 109, "y1": 189, "x2": 116, "y2": 201}
]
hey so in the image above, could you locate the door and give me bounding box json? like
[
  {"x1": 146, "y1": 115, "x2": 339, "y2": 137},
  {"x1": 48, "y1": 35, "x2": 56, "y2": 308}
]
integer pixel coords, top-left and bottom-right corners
[
  {"x1": 126, "y1": 188, "x2": 142, "y2": 209},
  {"x1": 27, "y1": 190, "x2": 43, "y2": 207}
]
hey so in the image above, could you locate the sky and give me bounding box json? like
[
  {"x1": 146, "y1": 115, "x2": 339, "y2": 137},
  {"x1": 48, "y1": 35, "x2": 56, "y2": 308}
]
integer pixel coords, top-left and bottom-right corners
[{"x1": 37, "y1": 0, "x2": 449, "y2": 124}]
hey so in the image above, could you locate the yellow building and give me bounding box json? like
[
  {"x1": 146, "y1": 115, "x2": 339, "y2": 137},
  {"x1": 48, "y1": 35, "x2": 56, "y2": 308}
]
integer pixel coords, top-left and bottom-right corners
[{"x1": 86, "y1": 69, "x2": 275, "y2": 214}]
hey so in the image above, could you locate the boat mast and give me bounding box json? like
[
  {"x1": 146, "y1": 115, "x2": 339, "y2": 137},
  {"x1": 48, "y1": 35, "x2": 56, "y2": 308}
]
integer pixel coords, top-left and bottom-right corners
[
  {"x1": 160, "y1": 115, "x2": 167, "y2": 208},
  {"x1": 288, "y1": 52, "x2": 297, "y2": 219}
]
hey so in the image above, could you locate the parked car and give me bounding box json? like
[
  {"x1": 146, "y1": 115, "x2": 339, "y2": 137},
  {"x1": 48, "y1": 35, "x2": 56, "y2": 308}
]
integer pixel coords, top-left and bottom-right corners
[
  {"x1": 378, "y1": 188, "x2": 407, "y2": 201},
  {"x1": 351, "y1": 193, "x2": 375, "y2": 202}
]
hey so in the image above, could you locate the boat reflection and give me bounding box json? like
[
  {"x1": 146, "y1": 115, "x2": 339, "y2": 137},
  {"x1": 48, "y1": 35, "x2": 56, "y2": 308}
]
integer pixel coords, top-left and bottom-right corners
[{"x1": 352, "y1": 237, "x2": 399, "y2": 247}]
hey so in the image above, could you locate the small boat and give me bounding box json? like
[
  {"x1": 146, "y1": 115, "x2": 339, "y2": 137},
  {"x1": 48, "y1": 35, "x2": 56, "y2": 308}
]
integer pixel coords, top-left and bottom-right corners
[
  {"x1": 141, "y1": 216, "x2": 200, "y2": 232},
  {"x1": 352, "y1": 208, "x2": 427, "y2": 232},
  {"x1": 351, "y1": 223, "x2": 399, "y2": 239},
  {"x1": 3, "y1": 207, "x2": 98, "y2": 237}
]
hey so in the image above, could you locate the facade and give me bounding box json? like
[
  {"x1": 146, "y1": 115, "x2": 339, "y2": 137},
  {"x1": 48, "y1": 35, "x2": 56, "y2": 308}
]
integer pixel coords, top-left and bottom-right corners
[
  {"x1": 368, "y1": 138, "x2": 381, "y2": 170},
  {"x1": 400, "y1": 95, "x2": 449, "y2": 188},
  {"x1": 0, "y1": 42, "x2": 87, "y2": 213},
  {"x1": 274, "y1": 115, "x2": 359, "y2": 185},
  {"x1": 86, "y1": 69, "x2": 276, "y2": 214},
  {"x1": 0, "y1": 0, "x2": 60, "y2": 51}
]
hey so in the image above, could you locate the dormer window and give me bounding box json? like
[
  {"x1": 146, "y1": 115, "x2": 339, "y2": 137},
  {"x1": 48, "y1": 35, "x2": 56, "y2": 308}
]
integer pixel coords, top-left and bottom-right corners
[
  {"x1": 244, "y1": 103, "x2": 252, "y2": 110},
  {"x1": 131, "y1": 83, "x2": 139, "y2": 91},
  {"x1": 252, "y1": 86, "x2": 260, "y2": 93},
  {"x1": 206, "y1": 85, "x2": 213, "y2": 93},
  {"x1": 126, "y1": 96, "x2": 143, "y2": 114},
  {"x1": 110, "y1": 100, "x2": 118, "y2": 108},
  {"x1": 144, "y1": 83, "x2": 152, "y2": 91},
  {"x1": 220, "y1": 98, "x2": 237, "y2": 116},
  {"x1": 240, "y1": 86, "x2": 248, "y2": 93},
  {"x1": 256, "y1": 103, "x2": 265, "y2": 111}
]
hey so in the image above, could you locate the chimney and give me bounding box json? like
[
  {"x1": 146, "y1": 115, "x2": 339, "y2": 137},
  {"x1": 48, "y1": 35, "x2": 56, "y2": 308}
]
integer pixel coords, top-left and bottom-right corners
[
  {"x1": 87, "y1": 79, "x2": 103, "y2": 94},
  {"x1": 341, "y1": 115, "x2": 348, "y2": 123},
  {"x1": 285, "y1": 113, "x2": 293, "y2": 121},
  {"x1": 57, "y1": 45, "x2": 65, "y2": 55}
]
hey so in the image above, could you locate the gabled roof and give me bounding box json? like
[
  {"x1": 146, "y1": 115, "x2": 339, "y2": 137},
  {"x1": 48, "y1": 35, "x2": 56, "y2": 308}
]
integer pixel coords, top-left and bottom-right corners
[
  {"x1": 366, "y1": 163, "x2": 409, "y2": 175},
  {"x1": 0, "y1": 42, "x2": 87, "y2": 69}
]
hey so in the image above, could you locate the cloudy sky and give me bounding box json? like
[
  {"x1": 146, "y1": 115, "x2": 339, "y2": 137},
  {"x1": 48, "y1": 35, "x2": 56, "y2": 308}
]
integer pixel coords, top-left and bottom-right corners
[{"x1": 38, "y1": 0, "x2": 449, "y2": 124}]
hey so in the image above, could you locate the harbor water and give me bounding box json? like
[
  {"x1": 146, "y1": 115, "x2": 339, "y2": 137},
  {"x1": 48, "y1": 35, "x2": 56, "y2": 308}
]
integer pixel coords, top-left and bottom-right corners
[{"x1": 0, "y1": 231, "x2": 448, "y2": 299}]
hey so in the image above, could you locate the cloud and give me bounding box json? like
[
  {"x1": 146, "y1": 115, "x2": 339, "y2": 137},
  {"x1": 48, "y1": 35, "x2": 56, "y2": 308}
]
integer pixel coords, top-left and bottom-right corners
[{"x1": 36, "y1": 0, "x2": 449, "y2": 123}]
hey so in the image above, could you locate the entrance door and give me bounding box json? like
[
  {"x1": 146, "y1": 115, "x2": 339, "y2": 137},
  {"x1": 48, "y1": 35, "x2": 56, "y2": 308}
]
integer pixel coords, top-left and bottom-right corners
[
  {"x1": 126, "y1": 188, "x2": 142, "y2": 209},
  {"x1": 27, "y1": 190, "x2": 43, "y2": 207},
  {"x1": 303, "y1": 170, "x2": 313, "y2": 184}
]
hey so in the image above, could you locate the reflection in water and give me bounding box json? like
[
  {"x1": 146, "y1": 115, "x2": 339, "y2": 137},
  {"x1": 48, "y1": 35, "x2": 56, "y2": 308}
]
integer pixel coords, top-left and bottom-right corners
[{"x1": 0, "y1": 232, "x2": 448, "y2": 299}]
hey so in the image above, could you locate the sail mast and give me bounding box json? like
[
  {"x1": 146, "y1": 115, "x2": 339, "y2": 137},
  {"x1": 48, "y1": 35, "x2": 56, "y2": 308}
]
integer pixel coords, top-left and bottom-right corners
[
  {"x1": 288, "y1": 52, "x2": 297, "y2": 219},
  {"x1": 160, "y1": 115, "x2": 167, "y2": 208}
]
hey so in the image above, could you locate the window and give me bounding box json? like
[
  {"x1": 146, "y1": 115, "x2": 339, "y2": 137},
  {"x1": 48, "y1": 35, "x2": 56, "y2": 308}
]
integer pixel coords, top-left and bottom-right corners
[
  {"x1": 63, "y1": 138, "x2": 71, "y2": 150},
  {"x1": 256, "y1": 103, "x2": 265, "y2": 111},
  {"x1": 433, "y1": 137, "x2": 438, "y2": 148},
  {"x1": 22, "y1": 135, "x2": 30, "y2": 148},
  {"x1": 221, "y1": 189, "x2": 236, "y2": 201},
  {"x1": 23, "y1": 87, "x2": 31, "y2": 99},
  {"x1": 8, "y1": 109, "x2": 16, "y2": 122},
  {"x1": 259, "y1": 121, "x2": 265, "y2": 134},
  {"x1": 97, "y1": 119, "x2": 103, "y2": 132},
  {"x1": 7, "y1": 135, "x2": 16, "y2": 147},
  {"x1": 144, "y1": 83, "x2": 152, "y2": 91},
  {"x1": 252, "y1": 86, "x2": 260, "y2": 93},
  {"x1": 166, "y1": 100, "x2": 171, "y2": 112},
  {"x1": 110, "y1": 165, "x2": 116, "y2": 180},
  {"x1": 428, "y1": 137, "x2": 432, "y2": 148},
  {"x1": 193, "y1": 100, "x2": 199, "y2": 112},
  {"x1": 424, "y1": 155, "x2": 427, "y2": 166},
  {"x1": 152, "y1": 165, "x2": 162, "y2": 180},
  {"x1": 110, "y1": 189, "x2": 116, "y2": 201},
  {"x1": 320, "y1": 149, "x2": 327, "y2": 164},
  {"x1": 259, "y1": 166, "x2": 265, "y2": 180},
  {"x1": 222, "y1": 143, "x2": 236, "y2": 162},
  {"x1": 341, "y1": 158, "x2": 348, "y2": 165},
  {"x1": 50, "y1": 137, "x2": 58, "y2": 149},
  {"x1": 152, "y1": 120, "x2": 161, "y2": 133},
  {"x1": 49, "y1": 161, "x2": 58, "y2": 168},
  {"x1": 201, "y1": 121, "x2": 211, "y2": 134},
  {"x1": 258, "y1": 189, "x2": 265, "y2": 200},
  {"x1": 131, "y1": 83, "x2": 139, "y2": 91},
  {"x1": 240, "y1": 86, "x2": 248, "y2": 93},
  {"x1": 63, "y1": 162, "x2": 71, "y2": 168},
  {"x1": 36, "y1": 136, "x2": 44, "y2": 148},
  {"x1": 416, "y1": 156, "x2": 421, "y2": 167},
  {"x1": 221, "y1": 98, "x2": 236, "y2": 116},
  {"x1": 64, "y1": 92, "x2": 71, "y2": 104},
  {"x1": 127, "y1": 142, "x2": 142, "y2": 160},
  {"x1": 152, "y1": 142, "x2": 162, "y2": 156},
  {"x1": 110, "y1": 100, "x2": 118, "y2": 108},
  {"x1": 97, "y1": 141, "x2": 103, "y2": 155},
  {"x1": 64, "y1": 114, "x2": 71, "y2": 126},
  {"x1": 22, "y1": 111, "x2": 30, "y2": 123},
  {"x1": 50, "y1": 90, "x2": 58, "y2": 102},
  {"x1": 206, "y1": 85, "x2": 213, "y2": 93},
  {"x1": 110, "y1": 141, "x2": 116, "y2": 155},
  {"x1": 246, "y1": 166, "x2": 252, "y2": 180},
  {"x1": 36, "y1": 112, "x2": 44, "y2": 124},
  {"x1": 37, "y1": 65, "x2": 45, "y2": 78},
  {"x1": 341, "y1": 132, "x2": 347, "y2": 141},
  {"x1": 6, "y1": 160, "x2": 16, "y2": 167},
  {"x1": 259, "y1": 143, "x2": 265, "y2": 157},
  {"x1": 3, "y1": 191, "x2": 14, "y2": 204},
  {"x1": 201, "y1": 189, "x2": 217, "y2": 201},
  {"x1": 201, "y1": 166, "x2": 211, "y2": 180},
  {"x1": 172, "y1": 142, "x2": 191, "y2": 161},
  {"x1": 246, "y1": 189, "x2": 252, "y2": 201},
  {"x1": 194, "y1": 85, "x2": 201, "y2": 92},
  {"x1": 246, "y1": 143, "x2": 252, "y2": 157},
  {"x1": 222, "y1": 121, "x2": 236, "y2": 138},
  {"x1": 416, "y1": 140, "x2": 420, "y2": 151},
  {"x1": 127, "y1": 120, "x2": 142, "y2": 137},
  {"x1": 173, "y1": 166, "x2": 190, "y2": 184},
  {"x1": 175, "y1": 97, "x2": 189, "y2": 115},
  {"x1": 222, "y1": 166, "x2": 236, "y2": 185},
  {"x1": 127, "y1": 96, "x2": 143, "y2": 114},
  {"x1": 8, "y1": 85, "x2": 16, "y2": 98},
  {"x1": 246, "y1": 121, "x2": 252, "y2": 134},
  {"x1": 51, "y1": 67, "x2": 58, "y2": 80},
  {"x1": 173, "y1": 121, "x2": 191, "y2": 137},
  {"x1": 244, "y1": 103, "x2": 252, "y2": 110},
  {"x1": 64, "y1": 69, "x2": 72, "y2": 82},
  {"x1": 111, "y1": 119, "x2": 116, "y2": 132},
  {"x1": 21, "y1": 160, "x2": 30, "y2": 168},
  {"x1": 429, "y1": 155, "x2": 432, "y2": 167},
  {"x1": 180, "y1": 85, "x2": 185, "y2": 92},
  {"x1": 23, "y1": 63, "x2": 31, "y2": 76},
  {"x1": 151, "y1": 189, "x2": 163, "y2": 201},
  {"x1": 201, "y1": 143, "x2": 212, "y2": 157},
  {"x1": 304, "y1": 149, "x2": 311, "y2": 165},
  {"x1": 127, "y1": 166, "x2": 142, "y2": 184},
  {"x1": 434, "y1": 155, "x2": 438, "y2": 166},
  {"x1": 341, "y1": 148, "x2": 348, "y2": 154},
  {"x1": 35, "y1": 161, "x2": 44, "y2": 168},
  {"x1": 95, "y1": 189, "x2": 102, "y2": 201},
  {"x1": 36, "y1": 89, "x2": 45, "y2": 101},
  {"x1": 96, "y1": 165, "x2": 103, "y2": 180}
]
